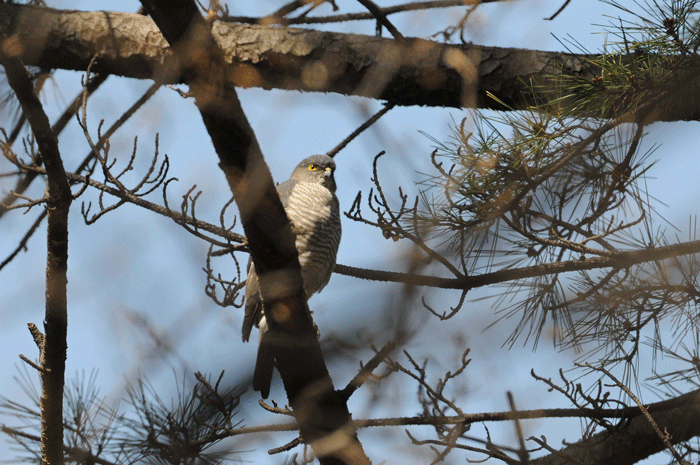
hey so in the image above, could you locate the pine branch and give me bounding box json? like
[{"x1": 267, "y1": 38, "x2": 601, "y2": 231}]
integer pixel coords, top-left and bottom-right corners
[{"x1": 335, "y1": 240, "x2": 700, "y2": 289}]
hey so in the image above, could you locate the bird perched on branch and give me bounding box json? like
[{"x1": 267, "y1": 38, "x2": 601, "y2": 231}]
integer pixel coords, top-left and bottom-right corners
[{"x1": 242, "y1": 155, "x2": 341, "y2": 398}]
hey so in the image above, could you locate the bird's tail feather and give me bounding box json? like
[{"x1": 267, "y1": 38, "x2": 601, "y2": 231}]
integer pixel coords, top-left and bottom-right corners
[
  {"x1": 241, "y1": 297, "x2": 262, "y2": 343},
  {"x1": 253, "y1": 336, "x2": 275, "y2": 399}
]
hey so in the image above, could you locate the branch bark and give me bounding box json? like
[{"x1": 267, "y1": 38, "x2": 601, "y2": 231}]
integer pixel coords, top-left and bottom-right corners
[
  {"x1": 0, "y1": 3, "x2": 595, "y2": 112},
  {"x1": 4, "y1": 3, "x2": 700, "y2": 122},
  {"x1": 1, "y1": 54, "x2": 72, "y2": 465}
]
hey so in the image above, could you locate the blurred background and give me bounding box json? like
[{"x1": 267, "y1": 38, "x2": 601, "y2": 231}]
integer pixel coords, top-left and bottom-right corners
[{"x1": 1, "y1": 1, "x2": 698, "y2": 463}]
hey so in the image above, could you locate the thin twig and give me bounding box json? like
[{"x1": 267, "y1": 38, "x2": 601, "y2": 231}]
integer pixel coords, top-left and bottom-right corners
[
  {"x1": 19, "y1": 354, "x2": 45, "y2": 373},
  {"x1": 0, "y1": 73, "x2": 108, "y2": 219},
  {"x1": 546, "y1": 0, "x2": 572, "y2": 20},
  {"x1": 355, "y1": 0, "x2": 404, "y2": 39},
  {"x1": 327, "y1": 102, "x2": 395, "y2": 158},
  {"x1": 0, "y1": 210, "x2": 46, "y2": 271},
  {"x1": 223, "y1": 0, "x2": 491, "y2": 26},
  {"x1": 338, "y1": 341, "x2": 396, "y2": 401}
]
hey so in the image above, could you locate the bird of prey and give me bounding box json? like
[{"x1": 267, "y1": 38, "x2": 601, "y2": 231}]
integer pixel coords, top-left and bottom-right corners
[{"x1": 242, "y1": 155, "x2": 341, "y2": 398}]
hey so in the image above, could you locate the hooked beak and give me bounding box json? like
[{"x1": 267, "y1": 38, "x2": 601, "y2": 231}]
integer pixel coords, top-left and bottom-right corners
[{"x1": 322, "y1": 167, "x2": 336, "y2": 191}]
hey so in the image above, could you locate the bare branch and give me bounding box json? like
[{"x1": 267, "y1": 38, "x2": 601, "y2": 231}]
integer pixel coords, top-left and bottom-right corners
[
  {"x1": 326, "y1": 102, "x2": 395, "y2": 158},
  {"x1": 355, "y1": 0, "x2": 404, "y2": 40},
  {"x1": 338, "y1": 341, "x2": 396, "y2": 401},
  {"x1": 546, "y1": 0, "x2": 573, "y2": 21},
  {"x1": 225, "y1": 0, "x2": 496, "y2": 26},
  {"x1": 1, "y1": 51, "x2": 71, "y2": 465},
  {"x1": 0, "y1": 210, "x2": 45, "y2": 271},
  {"x1": 0, "y1": 72, "x2": 108, "y2": 219}
]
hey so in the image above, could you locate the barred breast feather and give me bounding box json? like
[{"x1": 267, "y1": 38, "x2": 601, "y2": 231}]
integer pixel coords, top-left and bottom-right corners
[{"x1": 286, "y1": 181, "x2": 341, "y2": 296}]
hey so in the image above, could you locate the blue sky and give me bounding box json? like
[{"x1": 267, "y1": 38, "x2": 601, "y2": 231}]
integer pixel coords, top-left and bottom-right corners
[{"x1": 2, "y1": 1, "x2": 699, "y2": 463}]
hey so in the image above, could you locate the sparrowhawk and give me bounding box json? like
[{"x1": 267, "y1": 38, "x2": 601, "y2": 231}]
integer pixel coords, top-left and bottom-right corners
[{"x1": 242, "y1": 155, "x2": 341, "y2": 398}]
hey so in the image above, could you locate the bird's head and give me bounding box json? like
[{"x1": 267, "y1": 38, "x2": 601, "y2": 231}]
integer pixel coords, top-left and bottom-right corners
[{"x1": 290, "y1": 155, "x2": 337, "y2": 192}]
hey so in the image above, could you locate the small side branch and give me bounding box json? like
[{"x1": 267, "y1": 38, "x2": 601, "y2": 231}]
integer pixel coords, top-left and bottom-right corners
[
  {"x1": 338, "y1": 341, "x2": 396, "y2": 401},
  {"x1": 355, "y1": 0, "x2": 404, "y2": 39},
  {"x1": 326, "y1": 102, "x2": 395, "y2": 158},
  {"x1": 0, "y1": 210, "x2": 45, "y2": 271}
]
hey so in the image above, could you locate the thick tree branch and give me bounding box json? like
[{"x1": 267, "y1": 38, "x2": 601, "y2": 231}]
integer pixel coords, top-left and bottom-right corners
[
  {"x1": 530, "y1": 389, "x2": 700, "y2": 465},
  {"x1": 1, "y1": 55, "x2": 71, "y2": 465},
  {"x1": 0, "y1": 3, "x2": 596, "y2": 113},
  {"x1": 4, "y1": 3, "x2": 700, "y2": 122}
]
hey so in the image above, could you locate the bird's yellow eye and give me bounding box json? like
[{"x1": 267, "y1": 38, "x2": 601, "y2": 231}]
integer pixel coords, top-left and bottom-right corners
[{"x1": 308, "y1": 164, "x2": 319, "y2": 171}]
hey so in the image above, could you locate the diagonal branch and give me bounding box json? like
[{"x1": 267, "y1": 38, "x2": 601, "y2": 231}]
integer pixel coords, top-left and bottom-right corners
[
  {"x1": 138, "y1": 1, "x2": 369, "y2": 463},
  {"x1": 355, "y1": 0, "x2": 404, "y2": 40},
  {"x1": 326, "y1": 102, "x2": 395, "y2": 158},
  {"x1": 0, "y1": 209, "x2": 45, "y2": 272}
]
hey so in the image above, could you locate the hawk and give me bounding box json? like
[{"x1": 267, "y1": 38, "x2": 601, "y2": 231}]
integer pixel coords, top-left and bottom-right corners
[{"x1": 242, "y1": 155, "x2": 341, "y2": 398}]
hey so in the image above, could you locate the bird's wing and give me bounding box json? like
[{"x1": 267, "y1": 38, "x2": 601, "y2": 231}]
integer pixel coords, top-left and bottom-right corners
[
  {"x1": 242, "y1": 180, "x2": 297, "y2": 342},
  {"x1": 276, "y1": 178, "x2": 297, "y2": 210},
  {"x1": 241, "y1": 258, "x2": 262, "y2": 342}
]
